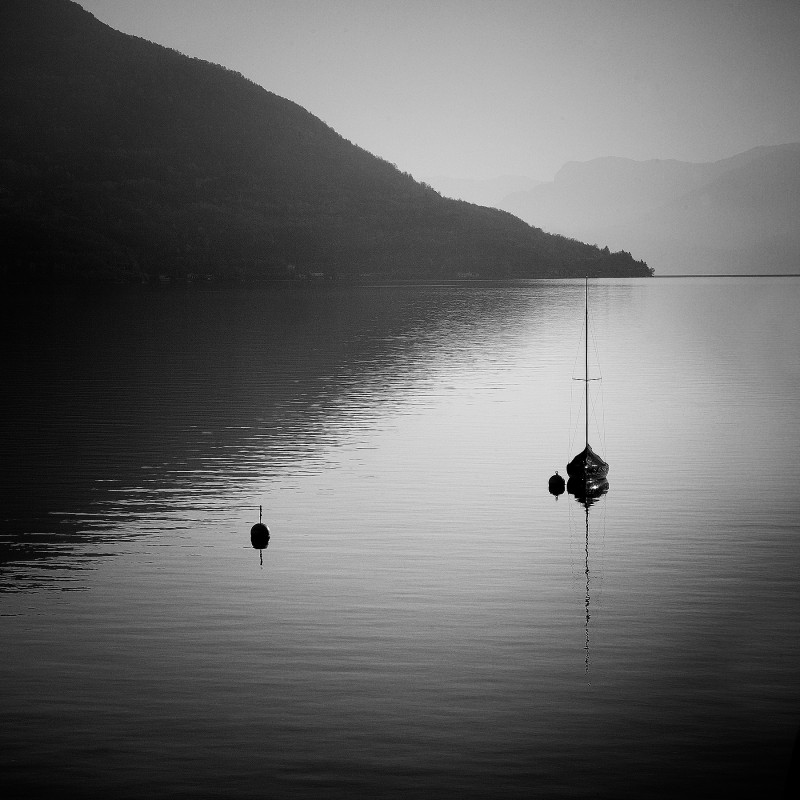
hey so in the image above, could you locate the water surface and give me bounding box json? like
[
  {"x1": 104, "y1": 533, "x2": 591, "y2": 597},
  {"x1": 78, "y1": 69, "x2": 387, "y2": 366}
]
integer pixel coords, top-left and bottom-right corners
[{"x1": 2, "y1": 278, "x2": 799, "y2": 798}]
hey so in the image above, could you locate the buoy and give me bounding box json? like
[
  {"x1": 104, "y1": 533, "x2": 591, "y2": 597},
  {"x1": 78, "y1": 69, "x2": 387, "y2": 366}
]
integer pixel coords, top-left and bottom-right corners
[
  {"x1": 250, "y1": 505, "x2": 270, "y2": 548},
  {"x1": 548, "y1": 471, "x2": 566, "y2": 497}
]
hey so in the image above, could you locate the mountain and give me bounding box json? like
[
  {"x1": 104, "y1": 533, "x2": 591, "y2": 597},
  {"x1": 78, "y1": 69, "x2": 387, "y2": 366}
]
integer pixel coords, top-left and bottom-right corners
[
  {"x1": 0, "y1": 0, "x2": 650, "y2": 284},
  {"x1": 424, "y1": 175, "x2": 543, "y2": 209},
  {"x1": 499, "y1": 144, "x2": 800, "y2": 275}
]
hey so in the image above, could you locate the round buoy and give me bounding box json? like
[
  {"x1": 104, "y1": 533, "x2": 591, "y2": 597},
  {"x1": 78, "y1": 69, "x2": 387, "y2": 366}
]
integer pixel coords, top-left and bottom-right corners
[
  {"x1": 548, "y1": 471, "x2": 566, "y2": 497},
  {"x1": 250, "y1": 505, "x2": 270, "y2": 548}
]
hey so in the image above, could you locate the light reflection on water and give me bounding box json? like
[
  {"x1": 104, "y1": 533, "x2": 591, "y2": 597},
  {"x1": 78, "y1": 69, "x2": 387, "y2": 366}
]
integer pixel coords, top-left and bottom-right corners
[{"x1": 2, "y1": 279, "x2": 799, "y2": 798}]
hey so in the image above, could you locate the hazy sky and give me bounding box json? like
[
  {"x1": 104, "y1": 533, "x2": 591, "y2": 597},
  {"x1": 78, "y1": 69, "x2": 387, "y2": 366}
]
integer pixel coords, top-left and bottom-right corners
[{"x1": 78, "y1": 0, "x2": 800, "y2": 181}]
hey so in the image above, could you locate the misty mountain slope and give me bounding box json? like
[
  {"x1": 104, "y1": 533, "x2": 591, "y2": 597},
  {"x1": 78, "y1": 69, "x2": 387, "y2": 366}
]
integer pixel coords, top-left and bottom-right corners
[
  {"x1": 0, "y1": 0, "x2": 650, "y2": 283},
  {"x1": 607, "y1": 144, "x2": 800, "y2": 273},
  {"x1": 424, "y1": 175, "x2": 543, "y2": 209},
  {"x1": 507, "y1": 157, "x2": 716, "y2": 231},
  {"x1": 500, "y1": 144, "x2": 800, "y2": 274}
]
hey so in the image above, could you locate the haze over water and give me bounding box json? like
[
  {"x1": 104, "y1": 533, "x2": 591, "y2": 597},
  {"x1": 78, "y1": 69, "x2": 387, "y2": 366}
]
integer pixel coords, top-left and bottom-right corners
[{"x1": 2, "y1": 278, "x2": 799, "y2": 798}]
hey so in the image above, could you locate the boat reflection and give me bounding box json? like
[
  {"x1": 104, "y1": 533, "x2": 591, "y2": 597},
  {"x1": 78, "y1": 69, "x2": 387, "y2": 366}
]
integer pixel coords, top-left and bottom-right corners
[{"x1": 567, "y1": 477, "x2": 608, "y2": 507}]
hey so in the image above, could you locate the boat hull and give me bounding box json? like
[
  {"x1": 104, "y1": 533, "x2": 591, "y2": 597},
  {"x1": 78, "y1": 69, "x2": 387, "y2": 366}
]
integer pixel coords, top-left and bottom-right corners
[{"x1": 566, "y1": 444, "x2": 609, "y2": 481}]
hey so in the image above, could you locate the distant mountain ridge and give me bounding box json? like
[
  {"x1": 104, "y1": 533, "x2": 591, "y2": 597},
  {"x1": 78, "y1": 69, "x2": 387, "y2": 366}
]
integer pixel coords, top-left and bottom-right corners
[
  {"x1": 0, "y1": 0, "x2": 650, "y2": 283},
  {"x1": 499, "y1": 144, "x2": 800, "y2": 274}
]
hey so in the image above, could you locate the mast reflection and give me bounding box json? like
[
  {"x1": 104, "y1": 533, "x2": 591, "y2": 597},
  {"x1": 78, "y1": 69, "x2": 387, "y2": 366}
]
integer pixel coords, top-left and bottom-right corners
[{"x1": 568, "y1": 478, "x2": 608, "y2": 680}]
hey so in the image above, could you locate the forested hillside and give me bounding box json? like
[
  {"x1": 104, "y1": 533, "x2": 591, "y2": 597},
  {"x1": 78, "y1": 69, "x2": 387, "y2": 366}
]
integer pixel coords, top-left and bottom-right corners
[{"x1": 0, "y1": 0, "x2": 651, "y2": 283}]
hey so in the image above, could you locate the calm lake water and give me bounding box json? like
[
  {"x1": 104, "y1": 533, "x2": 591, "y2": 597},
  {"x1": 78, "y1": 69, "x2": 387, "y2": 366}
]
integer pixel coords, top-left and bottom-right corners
[{"x1": 2, "y1": 278, "x2": 799, "y2": 799}]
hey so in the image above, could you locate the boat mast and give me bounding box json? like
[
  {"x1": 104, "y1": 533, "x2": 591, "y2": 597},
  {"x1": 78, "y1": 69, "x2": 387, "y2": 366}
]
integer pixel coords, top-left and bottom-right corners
[{"x1": 585, "y1": 276, "x2": 589, "y2": 451}]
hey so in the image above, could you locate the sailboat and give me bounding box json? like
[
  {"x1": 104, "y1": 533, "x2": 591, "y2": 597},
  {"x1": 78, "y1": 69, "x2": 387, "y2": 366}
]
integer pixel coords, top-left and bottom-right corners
[{"x1": 566, "y1": 277, "x2": 609, "y2": 499}]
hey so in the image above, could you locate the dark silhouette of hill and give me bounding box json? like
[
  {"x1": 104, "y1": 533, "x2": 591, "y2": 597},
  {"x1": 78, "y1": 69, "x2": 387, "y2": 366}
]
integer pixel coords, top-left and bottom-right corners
[
  {"x1": 501, "y1": 144, "x2": 800, "y2": 275},
  {"x1": 0, "y1": 0, "x2": 650, "y2": 284}
]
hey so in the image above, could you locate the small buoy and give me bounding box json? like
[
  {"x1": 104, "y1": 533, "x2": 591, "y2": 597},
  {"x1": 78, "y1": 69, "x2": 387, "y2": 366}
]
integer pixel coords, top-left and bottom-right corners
[
  {"x1": 548, "y1": 471, "x2": 566, "y2": 497},
  {"x1": 250, "y1": 504, "x2": 270, "y2": 548}
]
